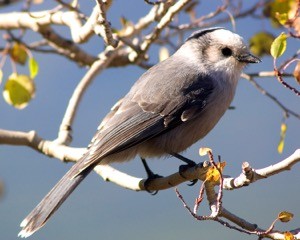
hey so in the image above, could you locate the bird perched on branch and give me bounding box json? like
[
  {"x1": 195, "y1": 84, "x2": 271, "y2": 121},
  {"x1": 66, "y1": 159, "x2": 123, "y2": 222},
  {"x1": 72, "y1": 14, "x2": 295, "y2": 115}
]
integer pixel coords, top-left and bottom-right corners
[{"x1": 18, "y1": 27, "x2": 260, "y2": 237}]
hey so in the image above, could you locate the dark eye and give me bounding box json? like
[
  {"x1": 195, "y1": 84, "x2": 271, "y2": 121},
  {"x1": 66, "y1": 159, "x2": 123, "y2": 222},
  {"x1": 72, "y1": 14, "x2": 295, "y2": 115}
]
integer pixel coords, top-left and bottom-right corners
[{"x1": 221, "y1": 47, "x2": 232, "y2": 57}]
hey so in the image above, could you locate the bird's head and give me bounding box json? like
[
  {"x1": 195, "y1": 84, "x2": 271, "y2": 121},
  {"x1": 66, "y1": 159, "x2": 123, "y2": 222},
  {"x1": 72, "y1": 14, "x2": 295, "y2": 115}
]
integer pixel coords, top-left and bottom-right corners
[{"x1": 178, "y1": 28, "x2": 261, "y2": 81}]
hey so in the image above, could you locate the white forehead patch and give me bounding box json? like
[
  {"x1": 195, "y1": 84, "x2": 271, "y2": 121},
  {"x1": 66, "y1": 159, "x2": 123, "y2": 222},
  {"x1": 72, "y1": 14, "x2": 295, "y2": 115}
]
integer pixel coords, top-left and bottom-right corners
[{"x1": 210, "y1": 29, "x2": 246, "y2": 48}]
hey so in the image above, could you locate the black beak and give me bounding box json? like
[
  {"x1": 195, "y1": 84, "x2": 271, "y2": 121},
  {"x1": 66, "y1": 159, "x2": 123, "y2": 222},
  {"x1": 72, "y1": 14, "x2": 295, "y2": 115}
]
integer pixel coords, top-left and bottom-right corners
[{"x1": 236, "y1": 53, "x2": 261, "y2": 64}]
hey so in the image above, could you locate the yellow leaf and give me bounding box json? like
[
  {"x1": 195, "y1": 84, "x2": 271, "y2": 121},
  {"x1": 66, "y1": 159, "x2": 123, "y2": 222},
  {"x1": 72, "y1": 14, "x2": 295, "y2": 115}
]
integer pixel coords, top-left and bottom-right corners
[
  {"x1": 265, "y1": 0, "x2": 295, "y2": 27},
  {"x1": 277, "y1": 123, "x2": 287, "y2": 154},
  {"x1": 205, "y1": 162, "x2": 226, "y2": 182},
  {"x1": 159, "y1": 47, "x2": 170, "y2": 62},
  {"x1": 278, "y1": 211, "x2": 294, "y2": 222},
  {"x1": 29, "y1": 57, "x2": 39, "y2": 79},
  {"x1": 270, "y1": 33, "x2": 288, "y2": 59},
  {"x1": 249, "y1": 32, "x2": 275, "y2": 57},
  {"x1": 281, "y1": 122, "x2": 287, "y2": 134},
  {"x1": 287, "y1": 0, "x2": 298, "y2": 19},
  {"x1": 9, "y1": 43, "x2": 28, "y2": 65},
  {"x1": 3, "y1": 73, "x2": 35, "y2": 109},
  {"x1": 275, "y1": 12, "x2": 288, "y2": 25},
  {"x1": 277, "y1": 139, "x2": 285, "y2": 154},
  {"x1": 284, "y1": 231, "x2": 294, "y2": 240},
  {"x1": 199, "y1": 147, "x2": 212, "y2": 156}
]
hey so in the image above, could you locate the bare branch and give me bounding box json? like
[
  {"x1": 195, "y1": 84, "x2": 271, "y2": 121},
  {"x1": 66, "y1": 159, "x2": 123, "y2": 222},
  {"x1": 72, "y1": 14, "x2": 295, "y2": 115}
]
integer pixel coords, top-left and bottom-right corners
[
  {"x1": 242, "y1": 73, "x2": 300, "y2": 120},
  {"x1": 120, "y1": 2, "x2": 170, "y2": 38},
  {"x1": 55, "y1": 46, "x2": 120, "y2": 145},
  {"x1": 175, "y1": 150, "x2": 300, "y2": 239},
  {"x1": 1, "y1": 127, "x2": 298, "y2": 196},
  {"x1": 140, "y1": 0, "x2": 191, "y2": 53},
  {"x1": 223, "y1": 149, "x2": 300, "y2": 190},
  {"x1": 0, "y1": 127, "x2": 210, "y2": 191},
  {"x1": 39, "y1": 25, "x2": 98, "y2": 66},
  {"x1": 95, "y1": 0, "x2": 118, "y2": 47},
  {"x1": 0, "y1": 128, "x2": 85, "y2": 161},
  {"x1": 275, "y1": 68, "x2": 300, "y2": 96},
  {"x1": 173, "y1": 0, "x2": 266, "y2": 32},
  {"x1": 0, "y1": 8, "x2": 113, "y2": 65}
]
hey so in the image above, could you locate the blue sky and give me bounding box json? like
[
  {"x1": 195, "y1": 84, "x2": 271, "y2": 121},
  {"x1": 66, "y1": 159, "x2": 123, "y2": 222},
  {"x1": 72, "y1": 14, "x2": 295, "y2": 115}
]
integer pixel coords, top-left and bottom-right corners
[{"x1": 0, "y1": 1, "x2": 299, "y2": 240}]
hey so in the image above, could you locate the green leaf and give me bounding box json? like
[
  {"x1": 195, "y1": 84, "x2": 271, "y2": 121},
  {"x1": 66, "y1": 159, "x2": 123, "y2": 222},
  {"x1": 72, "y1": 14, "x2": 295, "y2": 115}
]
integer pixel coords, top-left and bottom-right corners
[
  {"x1": 3, "y1": 73, "x2": 35, "y2": 109},
  {"x1": 29, "y1": 57, "x2": 39, "y2": 79},
  {"x1": 270, "y1": 33, "x2": 287, "y2": 59}
]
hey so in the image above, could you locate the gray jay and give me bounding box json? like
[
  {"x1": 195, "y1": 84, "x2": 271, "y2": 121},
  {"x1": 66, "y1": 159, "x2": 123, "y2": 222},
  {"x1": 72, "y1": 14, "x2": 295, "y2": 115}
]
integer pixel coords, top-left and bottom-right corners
[{"x1": 18, "y1": 27, "x2": 260, "y2": 237}]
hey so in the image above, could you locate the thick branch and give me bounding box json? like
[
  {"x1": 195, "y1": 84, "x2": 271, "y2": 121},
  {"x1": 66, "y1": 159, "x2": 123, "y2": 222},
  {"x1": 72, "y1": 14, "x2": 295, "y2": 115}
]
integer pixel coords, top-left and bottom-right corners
[
  {"x1": 39, "y1": 25, "x2": 98, "y2": 66},
  {"x1": 94, "y1": 162, "x2": 209, "y2": 191},
  {"x1": 0, "y1": 9, "x2": 99, "y2": 44},
  {"x1": 1, "y1": 128, "x2": 299, "y2": 194},
  {"x1": 0, "y1": 129, "x2": 84, "y2": 161},
  {"x1": 0, "y1": 128, "x2": 211, "y2": 191}
]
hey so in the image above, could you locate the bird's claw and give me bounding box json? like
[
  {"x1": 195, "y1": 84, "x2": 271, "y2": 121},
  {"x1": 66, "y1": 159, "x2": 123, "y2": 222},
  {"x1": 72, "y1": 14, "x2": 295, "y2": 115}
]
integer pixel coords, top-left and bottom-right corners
[
  {"x1": 179, "y1": 162, "x2": 198, "y2": 186},
  {"x1": 144, "y1": 173, "x2": 163, "y2": 195},
  {"x1": 187, "y1": 179, "x2": 198, "y2": 186}
]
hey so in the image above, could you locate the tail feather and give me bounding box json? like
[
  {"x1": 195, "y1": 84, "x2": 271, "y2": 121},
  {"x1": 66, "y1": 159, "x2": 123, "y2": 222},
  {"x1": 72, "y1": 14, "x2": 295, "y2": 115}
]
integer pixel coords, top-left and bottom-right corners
[{"x1": 18, "y1": 161, "x2": 94, "y2": 238}]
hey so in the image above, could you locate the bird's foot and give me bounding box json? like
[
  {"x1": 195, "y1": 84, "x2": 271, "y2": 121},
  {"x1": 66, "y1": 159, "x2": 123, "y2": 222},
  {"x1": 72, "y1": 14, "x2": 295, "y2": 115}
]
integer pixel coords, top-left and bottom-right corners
[
  {"x1": 141, "y1": 158, "x2": 163, "y2": 195},
  {"x1": 178, "y1": 163, "x2": 198, "y2": 186},
  {"x1": 170, "y1": 153, "x2": 198, "y2": 186},
  {"x1": 144, "y1": 173, "x2": 163, "y2": 195}
]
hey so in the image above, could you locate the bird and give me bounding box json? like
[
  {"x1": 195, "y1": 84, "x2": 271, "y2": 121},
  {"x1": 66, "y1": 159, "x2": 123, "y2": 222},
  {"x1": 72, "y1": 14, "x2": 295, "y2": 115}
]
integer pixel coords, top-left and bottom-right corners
[{"x1": 18, "y1": 27, "x2": 261, "y2": 237}]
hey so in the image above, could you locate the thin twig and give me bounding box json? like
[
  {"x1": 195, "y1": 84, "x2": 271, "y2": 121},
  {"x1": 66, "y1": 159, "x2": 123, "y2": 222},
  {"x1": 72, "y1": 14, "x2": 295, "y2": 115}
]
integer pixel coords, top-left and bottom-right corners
[
  {"x1": 275, "y1": 68, "x2": 300, "y2": 96},
  {"x1": 173, "y1": 0, "x2": 266, "y2": 31},
  {"x1": 242, "y1": 73, "x2": 300, "y2": 120}
]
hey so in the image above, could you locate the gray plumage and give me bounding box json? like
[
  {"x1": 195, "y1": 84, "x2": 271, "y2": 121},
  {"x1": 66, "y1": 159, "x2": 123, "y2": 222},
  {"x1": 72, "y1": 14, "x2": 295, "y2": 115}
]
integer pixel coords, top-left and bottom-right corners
[{"x1": 18, "y1": 27, "x2": 260, "y2": 238}]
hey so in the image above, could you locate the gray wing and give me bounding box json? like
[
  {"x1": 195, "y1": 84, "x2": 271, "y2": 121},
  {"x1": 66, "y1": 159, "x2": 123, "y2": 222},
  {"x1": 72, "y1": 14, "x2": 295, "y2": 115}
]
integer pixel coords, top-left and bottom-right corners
[{"x1": 74, "y1": 57, "x2": 215, "y2": 175}]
